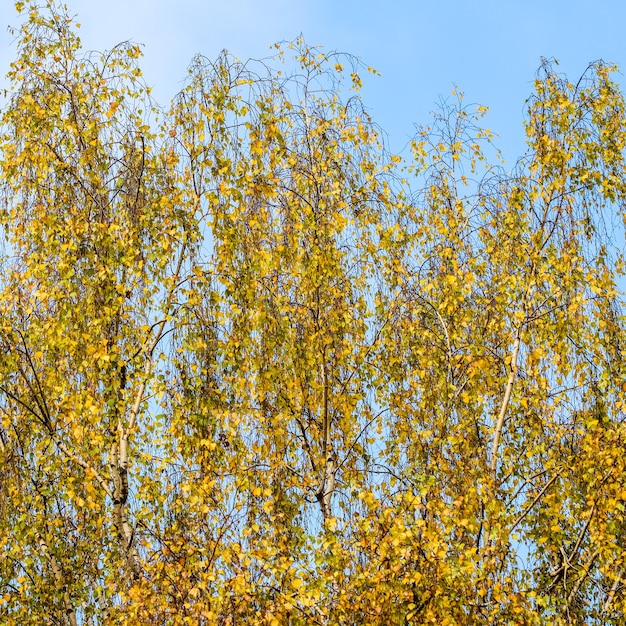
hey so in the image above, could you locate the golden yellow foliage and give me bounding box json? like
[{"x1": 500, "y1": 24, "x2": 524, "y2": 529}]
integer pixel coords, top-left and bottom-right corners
[{"x1": 1, "y1": 4, "x2": 626, "y2": 625}]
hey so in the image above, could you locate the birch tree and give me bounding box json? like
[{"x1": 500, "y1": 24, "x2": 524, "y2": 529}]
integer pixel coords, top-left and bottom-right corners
[{"x1": 1, "y1": 3, "x2": 626, "y2": 624}]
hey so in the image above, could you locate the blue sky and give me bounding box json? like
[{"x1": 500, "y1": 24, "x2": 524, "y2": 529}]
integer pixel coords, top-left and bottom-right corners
[{"x1": 2, "y1": 1, "x2": 626, "y2": 162}]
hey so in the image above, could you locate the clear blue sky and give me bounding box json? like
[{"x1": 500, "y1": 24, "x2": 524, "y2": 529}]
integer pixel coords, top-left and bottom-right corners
[{"x1": 2, "y1": 1, "x2": 626, "y2": 162}]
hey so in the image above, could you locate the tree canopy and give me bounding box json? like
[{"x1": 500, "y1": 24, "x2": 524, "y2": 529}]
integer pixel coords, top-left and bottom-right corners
[{"x1": 1, "y1": 3, "x2": 626, "y2": 624}]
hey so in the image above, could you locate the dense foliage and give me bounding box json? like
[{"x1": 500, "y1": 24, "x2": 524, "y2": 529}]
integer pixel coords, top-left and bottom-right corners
[{"x1": 1, "y1": 3, "x2": 626, "y2": 624}]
